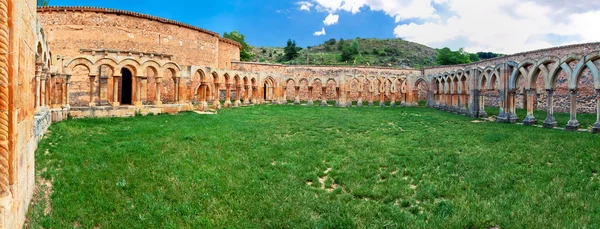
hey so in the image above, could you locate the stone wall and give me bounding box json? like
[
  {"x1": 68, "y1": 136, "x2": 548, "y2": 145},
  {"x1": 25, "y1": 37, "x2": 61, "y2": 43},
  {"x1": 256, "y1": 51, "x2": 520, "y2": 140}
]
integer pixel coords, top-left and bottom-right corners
[
  {"x1": 37, "y1": 6, "x2": 241, "y2": 68},
  {"x1": 426, "y1": 42, "x2": 600, "y2": 114}
]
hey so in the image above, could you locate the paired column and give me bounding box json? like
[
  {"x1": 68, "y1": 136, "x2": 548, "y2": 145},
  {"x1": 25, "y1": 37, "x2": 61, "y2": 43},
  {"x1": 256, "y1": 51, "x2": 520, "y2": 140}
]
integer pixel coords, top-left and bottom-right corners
[
  {"x1": 224, "y1": 83, "x2": 232, "y2": 108},
  {"x1": 390, "y1": 91, "x2": 397, "y2": 107},
  {"x1": 357, "y1": 91, "x2": 363, "y2": 107},
  {"x1": 335, "y1": 87, "x2": 342, "y2": 107},
  {"x1": 294, "y1": 86, "x2": 300, "y2": 105},
  {"x1": 523, "y1": 89, "x2": 537, "y2": 125},
  {"x1": 593, "y1": 89, "x2": 600, "y2": 133},
  {"x1": 252, "y1": 86, "x2": 258, "y2": 104},
  {"x1": 135, "y1": 76, "x2": 143, "y2": 107},
  {"x1": 41, "y1": 73, "x2": 47, "y2": 107},
  {"x1": 65, "y1": 75, "x2": 71, "y2": 108},
  {"x1": 213, "y1": 83, "x2": 222, "y2": 109},
  {"x1": 379, "y1": 90, "x2": 385, "y2": 107},
  {"x1": 307, "y1": 86, "x2": 314, "y2": 106},
  {"x1": 368, "y1": 90, "x2": 374, "y2": 106},
  {"x1": 155, "y1": 78, "x2": 163, "y2": 106},
  {"x1": 346, "y1": 89, "x2": 352, "y2": 107},
  {"x1": 234, "y1": 85, "x2": 242, "y2": 107},
  {"x1": 244, "y1": 85, "x2": 251, "y2": 105},
  {"x1": 200, "y1": 82, "x2": 208, "y2": 110},
  {"x1": 543, "y1": 89, "x2": 557, "y2": 128},
  {"x1": 89, "y1": 75, "x2": 96, "y2": 107},
  {"x1": 112, "y1": 75, "x2": 120, "y2": 107},
  {"x1": 478, "y1": 90, "x2": 487, "y2": 118},
  {"x1": 566, "y1": 89, "x2": 580, "y2": 131},
  {"x1": 35, "y1": 64, "x2": 42, "y2": 111},
  {"x1": 321, "y1": 86, "x2": 328, "y2": 106},
  {"x1": 282, "y1": 86, "x2": 288, "y2": 105},
  {"x1": 507, "y1": 90, "x2": 519, "y2": 123}
]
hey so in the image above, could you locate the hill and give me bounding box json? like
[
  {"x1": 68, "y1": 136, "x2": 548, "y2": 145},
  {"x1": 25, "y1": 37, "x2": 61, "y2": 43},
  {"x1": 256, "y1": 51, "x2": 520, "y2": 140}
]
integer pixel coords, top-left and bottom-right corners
[{"x1": 250, "y1": 38, "x2": 438, "y2": 69}]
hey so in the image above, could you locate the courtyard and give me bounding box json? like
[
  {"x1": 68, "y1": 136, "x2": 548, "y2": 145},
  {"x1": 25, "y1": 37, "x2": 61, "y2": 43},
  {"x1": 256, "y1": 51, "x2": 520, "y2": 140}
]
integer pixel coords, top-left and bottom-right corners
[{"x1": 27, "y1": 105, "x2": 600, "y2": 228}]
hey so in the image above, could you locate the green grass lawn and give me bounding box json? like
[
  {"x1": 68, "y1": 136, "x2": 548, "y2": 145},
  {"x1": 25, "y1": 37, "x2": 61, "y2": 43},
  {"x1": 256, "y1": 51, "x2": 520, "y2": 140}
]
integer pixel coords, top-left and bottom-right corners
[{"x1": 28, "y1": 105, "x2": 600, "y2": 228}]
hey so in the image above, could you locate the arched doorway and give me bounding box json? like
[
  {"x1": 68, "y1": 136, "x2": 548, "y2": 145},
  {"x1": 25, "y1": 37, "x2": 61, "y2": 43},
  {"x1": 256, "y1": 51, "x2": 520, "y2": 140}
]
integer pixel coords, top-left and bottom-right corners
[{"x1": 121, "y1": 68, "x2": 133, "y2": 105}]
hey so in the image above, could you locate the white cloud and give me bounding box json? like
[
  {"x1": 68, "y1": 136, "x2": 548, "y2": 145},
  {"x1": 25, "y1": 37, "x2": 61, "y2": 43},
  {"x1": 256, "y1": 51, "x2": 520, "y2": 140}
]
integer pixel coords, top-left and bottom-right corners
[
  {"x1": 297, "y1": 1, "x2": 314, "y2": 11},
  {"x1": 307, "y1": 0, "x2": 600, "y2": 54},
  {"x1": 323, "y1": 13, "x2": 339, "y2": 26},
  {"x1": 313, "y1": 27, "x2": 327, "y2": 36}
]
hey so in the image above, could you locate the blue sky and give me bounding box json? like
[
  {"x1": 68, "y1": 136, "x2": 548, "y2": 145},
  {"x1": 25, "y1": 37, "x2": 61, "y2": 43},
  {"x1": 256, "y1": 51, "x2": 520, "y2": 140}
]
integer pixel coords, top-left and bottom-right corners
[
  {"x1": 48, "y1": 0, "x2": 599, "y2": 53},
  {"x1": 48, "y1": 0, "x2": 399, "y2": 48}
]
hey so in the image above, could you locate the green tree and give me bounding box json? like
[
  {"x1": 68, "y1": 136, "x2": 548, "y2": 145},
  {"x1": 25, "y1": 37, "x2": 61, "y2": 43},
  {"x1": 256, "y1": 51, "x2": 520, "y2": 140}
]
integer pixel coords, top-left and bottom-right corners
[
  {"x1": 223, "y1": 30, "x2": 254, "y2": 61},
  {"x1": 337, "y1": 38, "x2": 345, "y2": 51},
  {"x1": 469, "y1": 53, "x2": 481, "y2": 62},
  {"x1": 351, "y1": 40, "x2": 359, "y2": 55},
  {"x1": 477, "y1": 52, "x2": 503, "y2": 60},
  {"x1": 325, "y1": 38, "x2": 336, "y2": 46},
  {"x1": 37, "y1": 0, "x2": 49, "y2": 6},
  {"x1": 283, "y1": 39, "x2": 299, "y2": 61},
  {"x1": 436, "y1": 47, "x2": 473, "y2": 65}
]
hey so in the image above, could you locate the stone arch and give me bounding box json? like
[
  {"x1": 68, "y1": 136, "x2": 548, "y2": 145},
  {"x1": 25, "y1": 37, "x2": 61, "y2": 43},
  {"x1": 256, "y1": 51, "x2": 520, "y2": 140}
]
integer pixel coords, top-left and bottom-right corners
[
  {"x1": 547, "y1": 54, "x2": 581, "y2": 89},
  {"x1": 192, "y1": 69, "x2": 207, "y2": 96},
  {"x1": 141, "y1": 60, "x2": 162, "y2": 77},
  {"x1": 263, "y1": 76, "x2": 276, "y2": 101},
  {"x1": 509, "y1": 59, "x2": 536, "y2": 90},
  {"x1": 94, "y1": 58, "x2": 119, "y2": 73},
  {"x1": 162, "y1": 62, "x2": 181, "y2": 78},
  {"x1": 65, "y1": 57, "x2": 94, "y2": 75},
  {"x1": 571, "y1": 52, "x2": 600, "y2": 90},
  {"x1": 524, "y1": 56, "x2": 559, "y2": 90}
]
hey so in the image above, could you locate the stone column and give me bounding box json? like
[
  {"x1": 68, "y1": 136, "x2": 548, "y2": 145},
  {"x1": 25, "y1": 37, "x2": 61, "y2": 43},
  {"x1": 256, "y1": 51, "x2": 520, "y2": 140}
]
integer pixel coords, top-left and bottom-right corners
[
  {"x1": 35, "y1": 64, "x2": 42, "y2": 110},
  {"x1": 224, "y1": 83, "x2": 232, "y2": 107},
  {"x1": 523, "y1": 89, "x2": 536, "y2": 125},
  {"x1": 459, "y1": 92, "x2": 467, "y2": 114},
  {"x1": 41, "y1": 74, "x2": 47, "y2": 107},
  {"x1": 113, "y1": 75, "x2": 120, "y2": 107},
  {"x1": 479, "y1": 90, "x2": 487, "y2": 118},
  {"x1": 61, "y1": 77, "x2": 67, "y2": 108},
  {"x1": 468, "y1": 89, "x2": 479, "y2": 118},
  {"x1": 566, "y1": 89, "x2": 580, "y2": 131},
  {"x1": 307, "y1": 86, "x2": 314, "y2": 106},
  {"x1": 357, "y1": 90, "x2": 363, "y2": 107},
  {"x1": 213, "y1": 83, "x2": 222, "y2": 109},
  {"x1": 294, "y1": 86, "x2": 300, "y2": 105},
  {"x1": 135, "y1": 76, "x2": 143, "y2": 107},
  {"x1": 507, "y1": 91, "x2": 519, "y2": 123},
  {"x1": 65, "y1": 74, "x2": 71, "y2": 109},
  {"x1": 543, "y1": 89, "x2": 557, "y2": 128},
  {"x1": 244, "y1": 85, "x2": 251, "y2": 105},
  {"x1": 89, "y1": 75, "x2": 96, "y2": 107},
  {"x1": 379, "y1": 90, "x2": 385, "y2": 107},
  {"x1": 141, "y1": 77, "x2": 148, "y2": 105},
  {"x1": 368, "y1": 90, "x2": 374, "y2": 106},
  {"x1": 321, "y1": 86, "x2": 328, "y2": 107},
  {"x1": 282, "y1": 86, "x2": 288, "y2": 105},
  {"x1": 155, "y1": 78, "x2": 163, "y2": 106},
  {"x1": 199, "y1": 82, "x2": 208, "y2": 110},
  {"x1": 234, "y1": 85, "x2": 242, "y2": 107},
  {"x1": 335, "y1": 87, "x2": 342, "y2": 107},
  {"x1": 174, "y1": 78, "x2": 180, "y2": 103},
  {"x1": 593, "y1": 89, "x2": 600, "y2": 134},
  {"x1": 346, "y1": 89, "x2": 352, "y2": 107},
  {"x1": 252, "y1": 86, "x2": 258, "y2": 104},
  {"x1": 390, "y1": 91, "x2": 397, "y2": 107}
]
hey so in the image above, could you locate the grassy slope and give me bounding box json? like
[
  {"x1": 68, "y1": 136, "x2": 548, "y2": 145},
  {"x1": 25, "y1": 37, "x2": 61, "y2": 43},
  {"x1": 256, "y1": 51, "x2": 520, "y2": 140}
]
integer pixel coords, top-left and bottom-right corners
[
  {"x1": 251, "y1": 38, "x2": 437, "y2": 68},
  {"x1": 28, "y1": 106, "x2": 600, "y2": 228}
]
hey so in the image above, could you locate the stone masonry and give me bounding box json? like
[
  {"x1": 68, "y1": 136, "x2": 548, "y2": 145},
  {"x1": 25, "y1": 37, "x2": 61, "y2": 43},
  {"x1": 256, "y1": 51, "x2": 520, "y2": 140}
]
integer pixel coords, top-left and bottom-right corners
[{"x1": 0, "y1": 4, "x2": 600, "y2": 228}]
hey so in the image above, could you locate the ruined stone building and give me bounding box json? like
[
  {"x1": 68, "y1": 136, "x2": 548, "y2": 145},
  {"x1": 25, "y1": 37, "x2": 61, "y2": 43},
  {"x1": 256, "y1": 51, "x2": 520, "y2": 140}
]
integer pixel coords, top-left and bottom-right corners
[{"x1": 0, "y1": 2, "x2": 599, "y2": 228}]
